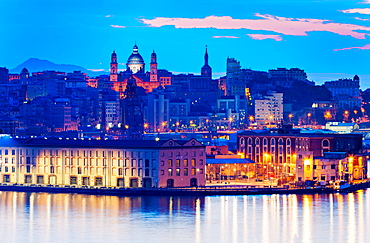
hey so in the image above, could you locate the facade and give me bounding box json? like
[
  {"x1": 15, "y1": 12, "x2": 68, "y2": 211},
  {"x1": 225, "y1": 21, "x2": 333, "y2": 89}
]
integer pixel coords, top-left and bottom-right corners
[
  {"x1": 0, "y1": 137, "x2": 206, "y2": 188},
  {"x1": 237, "y1": 125, "x2": 364, "y2": 181},
  {"x1": 254, "y1": 91, "x2": 283, "y2": 125},
  {"x1": 324, "y1": 76, "x2": 361, "y2": 110},
  {"x1": 296, "y1": 152, "x2": 366, "y2": 182},
  {"x1": 268, "y1": 68, "x2": 308, "y2": 88}
]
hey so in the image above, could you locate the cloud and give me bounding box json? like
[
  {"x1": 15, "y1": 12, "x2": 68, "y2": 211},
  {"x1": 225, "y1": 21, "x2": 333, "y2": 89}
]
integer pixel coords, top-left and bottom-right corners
[
  {"x1": 105, "y1": 15, "x2": 115, "y2": 18},
  {"x1": 141, "y1": 14, "x2": 370, "y2": 39},
  {"x1": 334, "y1": 44, "x2": 370, "y2": 51},
  {"x1": 247, "y1": 34, "x2": 282, "y2": 41},
  {"x1": 110, "y1": 25, "x2": 126, "y2": 28},
  {"x1": 341, "y1": 8, "x2": 370, "y2": 14},
  {"x1": 354, "y1": 17, "x2": 370, "y2": 21},
  {"x1": 212, "y1": 36, "x2": 239, "y2": 38}
]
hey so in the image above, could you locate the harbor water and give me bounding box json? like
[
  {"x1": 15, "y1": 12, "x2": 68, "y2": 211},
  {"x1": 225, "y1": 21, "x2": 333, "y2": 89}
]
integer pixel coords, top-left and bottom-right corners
[{"x1": 0, "y1": 190, "x2": 369, "y2": 243}]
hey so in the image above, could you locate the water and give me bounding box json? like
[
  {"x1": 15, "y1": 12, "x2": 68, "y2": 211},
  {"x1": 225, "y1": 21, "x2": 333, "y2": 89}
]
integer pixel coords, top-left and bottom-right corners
[{"x1": 0, "y1": 190, "x2": 369, "y2": 243}]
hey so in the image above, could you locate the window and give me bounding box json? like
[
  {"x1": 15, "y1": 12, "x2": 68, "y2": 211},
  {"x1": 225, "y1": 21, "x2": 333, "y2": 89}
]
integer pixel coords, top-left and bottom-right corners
[
  {"x1": 331, "y1": 164, "x2": 336, "y2": 169},
  {"x1": 70, "y1": 176, "x2": 77, "y2": 185},
  {"x1": 26, "y1": 165, "x2": 31, "y2": 173},
  {"x1": 3, "y1": 175, "x2": 10, "y2": 182},
  {"x1": 184, "y1": 159, "x2": 188, "y2": 167},
  {"x1": 184, "y1": 168, "x2": 188, "y2": 176},
  {"x1": 12, "y1": 167, "x2": 15, "y2": 173},
  {"x1": 168, "y1": 159, "x2": 173, "y2": 167},
  {"x1": 78, "y1": 167, "x2": 82, "y2": 174},
  {"x1": 95, "y1": 177, "x2": 103, "y2": 186},
  {"x1": 191, "y1": 168, "x2": 196, "y2": 176},
  {"x1": 145, "y1": 169, "x2": 150, "y2": 177},
  {"x1": 176, "y1": 159, "x2": 180, "y2": 167},
  {"x1": 5, "y1": 167, "x2": 8, "y2": 172},
  {"x1": 160, "y1": 160, "x2": 164, "y2": 166},
  {"x1": 313, "y1": 165, "x2": 317, "y2": 169},
  {"x1": 322, "y1": 165, "x2": 326, "y2": 169},
  {"x1": 191, "y1": 159, "x2": 196, "y2": 167},
  {"x1": 11, "y1": 150, "x2": 15, "y2": 155},
  {"x1": 50, "y1": 166, "x2": 55, "y2": 174},
  {"x1": 161, "y1": 170, "x2": 164, "y2": 175},
  {"x1": 168, "y1": 168, "x2": 173, "y2": 176},
  {"x1": 145, "y1": 159, "x2": 150, "y2": 167},
  {"x1": 176, "y1": 168, "x2": 180, "y2": 176}
]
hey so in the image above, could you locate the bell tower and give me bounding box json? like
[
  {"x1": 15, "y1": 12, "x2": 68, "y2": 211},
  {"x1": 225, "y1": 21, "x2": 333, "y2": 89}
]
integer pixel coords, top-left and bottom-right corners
[
  {"x1": 150, "y1": 50, "x2": 158, "y2": 82},
  {"x1": 110, "y1": 51, "x2": 118, "y2": 82},
  {"x1": 201, "y1": 46, "x2": 212, "y2": 79}
]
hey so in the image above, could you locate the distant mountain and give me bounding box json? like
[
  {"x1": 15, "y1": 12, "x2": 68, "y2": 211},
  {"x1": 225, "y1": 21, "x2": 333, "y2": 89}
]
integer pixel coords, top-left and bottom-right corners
[{"x1": 10, "y1": 58, "x2": 109, "y2": 77}]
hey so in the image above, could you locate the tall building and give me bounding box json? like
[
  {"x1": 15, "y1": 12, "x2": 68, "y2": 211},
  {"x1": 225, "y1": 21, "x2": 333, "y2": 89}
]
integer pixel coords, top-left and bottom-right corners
[
  {"x1": 0, "y1": 67, "x2": 9, "y2": 84},
  {"x1": 254, "y1": 91, "x2": 283, "y2": 125}
]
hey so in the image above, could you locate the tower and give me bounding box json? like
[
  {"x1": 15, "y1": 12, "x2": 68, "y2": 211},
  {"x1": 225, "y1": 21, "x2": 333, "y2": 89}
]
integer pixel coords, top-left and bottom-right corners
[
  {"x1": 150, "y1": 51, "x2": 158, "y2": 82},
  {"x1": 201, "y1": 46, "x2": 212, "y2": 78},
  {"x1": 110, "y1": 51, "x2": 118, "y2": 82}
]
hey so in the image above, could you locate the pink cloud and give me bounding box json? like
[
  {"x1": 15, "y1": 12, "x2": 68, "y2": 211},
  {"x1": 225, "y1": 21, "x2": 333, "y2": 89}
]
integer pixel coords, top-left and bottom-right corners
[
  {"x1": 354, "y1": 17, "x2": 370, "y2": 21},
  {"x1": 334, "y1": 44, "x2": 370, "y2": 51},
  {"x1": 141, "y1": 14, "x2": 370, "y2": 39},
  {"x1": 247, "y1": 34, "x2": 282, "y2": 41},
  {"x1": 110, "y1": 25, "x2": 125, "y2": 28},
  {"x1": 212, "y1": 36, "x2": 239, "y2": 38},
  {"x1": 341, "y1": 8, "x2": 370, "y2": 14}
]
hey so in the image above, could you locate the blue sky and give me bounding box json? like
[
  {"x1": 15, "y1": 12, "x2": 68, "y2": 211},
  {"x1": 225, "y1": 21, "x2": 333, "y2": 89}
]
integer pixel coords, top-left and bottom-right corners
[{"x1": 1, "y1": 0, "x2": 370, "y2": 87}]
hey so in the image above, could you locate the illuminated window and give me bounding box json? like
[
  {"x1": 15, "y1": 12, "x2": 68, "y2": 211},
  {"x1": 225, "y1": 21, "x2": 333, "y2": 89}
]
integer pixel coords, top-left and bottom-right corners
[
  {"x1": 70, "y1": 176, "x2": 77, "y2": 185},
  {"x1": 168, "y1": 159, "x2": 173, "y2": 167},
  {"x1": 184, "y1": 159, "x2": 188, "y2": 167},
  {"x1": 176, "y1": 168, "x2": 180, "y2": 176},
  {"x1": 176, "y1": 159, "x2": 180, "y2": 167},
  {"x1": 191, "y1": 159, "x2": 196, "y2": 167},
  {"x1": 191, "y1": 168, "x2": 196, "y2": 176},
  {"x1": 168, "y1": 168, "x2": 173, "y2": 176},
  {"x1": 184, "y1": 168, "x2": 188, "y2": 176}
]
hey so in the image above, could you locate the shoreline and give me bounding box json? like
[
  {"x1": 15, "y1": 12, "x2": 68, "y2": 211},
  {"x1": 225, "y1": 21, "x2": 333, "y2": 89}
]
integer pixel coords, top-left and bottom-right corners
[{"x1": 0, "y1": 181, "x2": 369, "y2": 196}]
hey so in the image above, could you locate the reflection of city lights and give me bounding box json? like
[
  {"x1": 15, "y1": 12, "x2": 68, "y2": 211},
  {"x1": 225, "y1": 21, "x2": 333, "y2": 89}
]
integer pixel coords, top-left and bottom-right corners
[
  {"x1": 307, "y1": 113, "x2": 312, "y2": 117},
  {"x1": 288, "y1": 114, "x2": 293, "y2": 118}
]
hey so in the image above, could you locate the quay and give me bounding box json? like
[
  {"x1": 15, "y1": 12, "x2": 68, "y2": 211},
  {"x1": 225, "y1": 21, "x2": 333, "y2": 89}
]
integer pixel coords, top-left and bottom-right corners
[{"x1": 0, "y1": 180, "x2": 369, "y2": 196}]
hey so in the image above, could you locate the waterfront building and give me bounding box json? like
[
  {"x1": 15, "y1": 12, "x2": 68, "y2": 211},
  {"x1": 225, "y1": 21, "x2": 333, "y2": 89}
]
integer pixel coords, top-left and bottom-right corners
[
  {"x1": 237, "y1": 125, "x2": 364, "y2": 181},
  {"x1": 296, "y1": 152, "x2": 366, "y2": 182},
  {"x1": 0, "y1": 137, "x2": 206, "y2": 188}
]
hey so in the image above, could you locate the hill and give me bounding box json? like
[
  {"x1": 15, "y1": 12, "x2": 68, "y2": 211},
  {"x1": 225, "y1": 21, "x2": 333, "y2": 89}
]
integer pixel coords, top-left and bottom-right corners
[{"x1": 10, "y1": 58, "x2": 109, "y2": 77}]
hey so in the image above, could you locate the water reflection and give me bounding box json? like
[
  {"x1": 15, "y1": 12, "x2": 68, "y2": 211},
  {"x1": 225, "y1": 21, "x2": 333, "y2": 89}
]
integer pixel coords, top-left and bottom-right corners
[{"x1": 0, "y1": 191, "x2": 369, "y2": 242}]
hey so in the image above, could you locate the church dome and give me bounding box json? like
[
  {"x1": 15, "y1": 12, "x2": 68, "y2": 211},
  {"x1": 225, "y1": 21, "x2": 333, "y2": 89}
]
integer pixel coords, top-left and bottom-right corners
[{"x1": 127, "y1": 45, "x2": 144, "y2": 65}]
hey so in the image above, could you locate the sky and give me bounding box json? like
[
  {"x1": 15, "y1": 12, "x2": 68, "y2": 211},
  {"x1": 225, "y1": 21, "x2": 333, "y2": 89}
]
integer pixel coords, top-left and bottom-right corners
[{"x1": 1, "y1": 0, "x2": 370, "y2": 87}]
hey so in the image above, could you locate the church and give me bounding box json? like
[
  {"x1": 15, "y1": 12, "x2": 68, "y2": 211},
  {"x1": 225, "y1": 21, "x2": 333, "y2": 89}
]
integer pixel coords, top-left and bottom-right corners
[{"x1": 110, "y1": 44, "x2": 172, "y2": 96}]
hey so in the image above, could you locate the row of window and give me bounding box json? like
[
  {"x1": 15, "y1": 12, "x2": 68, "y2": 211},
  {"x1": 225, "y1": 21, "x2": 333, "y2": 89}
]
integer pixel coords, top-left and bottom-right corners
[
  {"x1": 1, "y1": 166, "x2": 156, "y2": 177},
  {"x1": 161, "y1": 151, "x2": 203, "y2": 157},
  {"x1": 160, "y1": 168, "x2": 203, "y2": 177},
  {"x1": 160, "y1": 158, "x2": 203, "y2": 167},
  {"x1": 13, "y1": 157, "x2": 156, "y2": 168},
  {"x1": 0, "y1": 149, "x2": 157, "y2": 159}
]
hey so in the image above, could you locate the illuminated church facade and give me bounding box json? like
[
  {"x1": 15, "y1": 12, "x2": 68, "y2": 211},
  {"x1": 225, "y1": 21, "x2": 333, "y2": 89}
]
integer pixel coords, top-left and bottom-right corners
[{"x1": 110, "y1": 45, "x2": 172, "y2": 96}]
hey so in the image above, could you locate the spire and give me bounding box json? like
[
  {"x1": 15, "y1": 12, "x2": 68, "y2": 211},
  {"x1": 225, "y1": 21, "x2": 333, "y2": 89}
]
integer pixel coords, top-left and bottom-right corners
[{"x1": 204, "y1": 45, "x2": 209, "y2": 66}]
